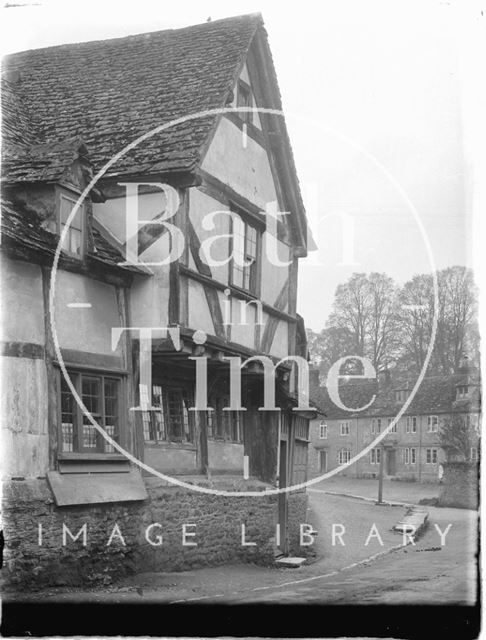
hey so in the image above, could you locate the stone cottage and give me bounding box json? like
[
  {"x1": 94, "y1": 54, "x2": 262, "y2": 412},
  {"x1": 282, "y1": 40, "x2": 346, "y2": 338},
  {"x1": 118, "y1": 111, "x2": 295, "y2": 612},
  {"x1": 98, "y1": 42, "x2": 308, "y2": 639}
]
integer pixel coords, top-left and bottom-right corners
[{"x1": 309, "y1": 363, "x2": 480, "y2": 484}]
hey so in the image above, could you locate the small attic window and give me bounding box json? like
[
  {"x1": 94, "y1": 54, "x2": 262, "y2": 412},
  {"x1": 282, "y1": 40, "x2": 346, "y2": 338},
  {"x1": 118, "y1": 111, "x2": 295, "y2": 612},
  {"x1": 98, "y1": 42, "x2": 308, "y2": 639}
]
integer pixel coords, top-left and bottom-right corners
[
  {"x1": 57, "y1": 188, "x2": 86, "y2": 258},
  {"x1": 395, "y1": 389, "x2": 407, "y2": 403},
  {"x1": 457, "y1": 385, "x2": 469, "y2": 398},
  {"x1": 237, "y1": 80, "x2": 253, "y2": 125}
]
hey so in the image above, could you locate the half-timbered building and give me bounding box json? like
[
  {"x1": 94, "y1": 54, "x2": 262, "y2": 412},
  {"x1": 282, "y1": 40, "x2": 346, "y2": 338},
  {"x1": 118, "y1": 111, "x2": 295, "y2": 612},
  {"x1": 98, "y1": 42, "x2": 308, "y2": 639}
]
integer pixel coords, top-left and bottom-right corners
[{"x1": 1, "y1": 14, "x2": 316, "y2": 587}]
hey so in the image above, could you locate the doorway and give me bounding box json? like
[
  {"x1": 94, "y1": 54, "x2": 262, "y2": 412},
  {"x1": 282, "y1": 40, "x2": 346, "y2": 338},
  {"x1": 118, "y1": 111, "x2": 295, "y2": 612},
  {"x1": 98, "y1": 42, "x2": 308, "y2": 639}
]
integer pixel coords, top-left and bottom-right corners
[
  {"x1": 387, "y1": 449, "x2": 397, "y2": 475},
  {"x1": 319, "y1": 449, "x2": 327, "y2": 473}
]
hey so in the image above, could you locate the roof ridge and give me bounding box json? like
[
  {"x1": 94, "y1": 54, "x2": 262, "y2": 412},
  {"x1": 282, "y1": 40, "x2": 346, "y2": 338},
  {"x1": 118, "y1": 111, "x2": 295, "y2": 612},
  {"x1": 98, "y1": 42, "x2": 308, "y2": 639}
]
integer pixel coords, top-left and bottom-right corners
[{"x1": 3, "y1": 13, "x2": 263, "y2": 61}]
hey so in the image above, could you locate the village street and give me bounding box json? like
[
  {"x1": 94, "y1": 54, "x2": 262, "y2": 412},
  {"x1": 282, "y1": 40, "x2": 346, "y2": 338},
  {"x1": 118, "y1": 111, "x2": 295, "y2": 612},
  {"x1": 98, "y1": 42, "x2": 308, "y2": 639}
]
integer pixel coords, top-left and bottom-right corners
[{"x1": 10, "y1": 479, "x2": 477, "y2": 607}]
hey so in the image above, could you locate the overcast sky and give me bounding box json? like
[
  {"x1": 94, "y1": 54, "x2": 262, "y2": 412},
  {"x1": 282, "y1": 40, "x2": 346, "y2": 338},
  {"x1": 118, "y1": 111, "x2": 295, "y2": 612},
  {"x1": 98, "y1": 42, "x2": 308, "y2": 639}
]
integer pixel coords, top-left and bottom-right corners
[{"x1": 1, "y1": 0, "x2": 483, "y2": 331}]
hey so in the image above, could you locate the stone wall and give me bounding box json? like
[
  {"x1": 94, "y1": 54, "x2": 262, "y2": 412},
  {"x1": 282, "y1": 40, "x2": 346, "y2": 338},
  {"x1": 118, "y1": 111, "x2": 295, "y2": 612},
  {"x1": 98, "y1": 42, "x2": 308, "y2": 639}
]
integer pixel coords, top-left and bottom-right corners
[
  {"x1": 1, "y1": 476, "x2": 310, "y2": 590},
  {"x1": 438, "y1": 461, "x2": 479, "y2": 510}
]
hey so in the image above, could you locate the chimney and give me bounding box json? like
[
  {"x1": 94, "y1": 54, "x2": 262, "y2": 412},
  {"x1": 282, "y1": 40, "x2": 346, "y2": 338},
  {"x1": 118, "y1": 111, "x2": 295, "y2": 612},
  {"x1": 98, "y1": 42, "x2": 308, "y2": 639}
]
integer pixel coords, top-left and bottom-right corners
[{"x1": 309, "y1": 366, "x2": 321, "y2": 394}]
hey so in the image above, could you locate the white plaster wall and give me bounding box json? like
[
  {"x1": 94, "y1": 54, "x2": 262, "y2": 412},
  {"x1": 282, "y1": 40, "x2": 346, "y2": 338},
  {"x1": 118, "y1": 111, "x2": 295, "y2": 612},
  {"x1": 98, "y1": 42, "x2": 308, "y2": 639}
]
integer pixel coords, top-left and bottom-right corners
[
  {"x1": 1, "y1": 357, "x2": 49, "y2": 477},
  {"x1": 189, "y1": 189, "x2": 230, "y2": 284},
  {"x1": 93, "y1": 190, "x2": 169, "y2": 246},
  {"x1": 54, "y1": 271, "x2": 123, "y2": 356},
  {"x1": 0, "y1": 256, "x2": 45, "y2": 345},
  {"x1": 201, "y1": 117, "x2": 278, "y2": 211},
  {"x1": 260, "y1": 236, "x2": 290, "y2": 308},
  {"x1": 187, "y1": 280, "x2": 216, "y2": 336}
]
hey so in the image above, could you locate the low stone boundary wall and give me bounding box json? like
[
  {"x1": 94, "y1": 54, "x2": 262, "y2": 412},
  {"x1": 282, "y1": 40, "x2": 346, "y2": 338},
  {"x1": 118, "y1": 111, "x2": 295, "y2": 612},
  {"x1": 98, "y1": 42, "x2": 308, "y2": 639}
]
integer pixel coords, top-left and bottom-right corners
[
  {"x1": 438, "y1": 461, "x2": 478, "y2": 510},
  {"x1": 1, "y1": 475, "x2": 309, "y2": 589}
]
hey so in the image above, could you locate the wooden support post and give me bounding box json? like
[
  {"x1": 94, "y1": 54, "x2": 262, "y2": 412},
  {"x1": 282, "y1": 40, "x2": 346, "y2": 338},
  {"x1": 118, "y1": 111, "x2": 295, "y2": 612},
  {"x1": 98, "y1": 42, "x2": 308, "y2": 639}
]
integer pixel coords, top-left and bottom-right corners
[{"x1": 378, "y1": 446, "x2": 384, "y2": 504}]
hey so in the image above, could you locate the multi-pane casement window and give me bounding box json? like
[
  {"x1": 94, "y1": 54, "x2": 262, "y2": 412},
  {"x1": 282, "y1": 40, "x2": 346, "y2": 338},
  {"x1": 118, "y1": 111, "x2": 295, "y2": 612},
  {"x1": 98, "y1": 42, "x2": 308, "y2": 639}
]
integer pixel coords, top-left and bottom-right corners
[
  {"x1": 338, "y1": 448, "x2": 351, "y2": 464},
  {"x1": 426, "y1": 448, "x2": 438, "y2": 464},
  {"x1": 406, "y1": 416, "x2": 418, "y2": 434},
  {"x1": 340, "y1": 421, "x2": 350, "y2": 436},
  {"x1": 59, "y1": 372, "x2": 121, "y2": 454},
  {"x1": 230, "y1": 212, "x2": 259, "y2": 293},
  {"x1": 404, "y1": 447, "x2": 417, "y2": 465},
  {"x1": 206, "y1": 397, "x2": 242, "y2": 443},
  {"x1": 319, "y1": 421, "x2": 328, "y2": 439},
  {"x1": 58, "y1": 189, "x2": 85, "y2": 258},
  {"x1": 142, "y1": 385, "x2": 195, "y2": 444},
  {"x1": 427, "y1": 415, "x2": 439, "y2": 433},
  {"x1": 470, "y1": 447, "x2": 478, "y2": 462},
  {"x1": 387, "y1": 417, "x2": 397, "y2": 433},
  {"x1": 371, "y1": 418, "x2": 381, "y2": 434},
  {"x1": 370, "y1": 448, "x2": 381, "y2": 465}
]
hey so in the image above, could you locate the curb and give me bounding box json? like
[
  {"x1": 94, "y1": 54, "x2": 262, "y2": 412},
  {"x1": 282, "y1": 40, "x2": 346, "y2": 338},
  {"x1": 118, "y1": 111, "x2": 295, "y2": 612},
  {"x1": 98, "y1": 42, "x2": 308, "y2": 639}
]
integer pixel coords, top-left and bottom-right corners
[{"x1": 308, "y1": 488, "x2": 414, "y2": 508}]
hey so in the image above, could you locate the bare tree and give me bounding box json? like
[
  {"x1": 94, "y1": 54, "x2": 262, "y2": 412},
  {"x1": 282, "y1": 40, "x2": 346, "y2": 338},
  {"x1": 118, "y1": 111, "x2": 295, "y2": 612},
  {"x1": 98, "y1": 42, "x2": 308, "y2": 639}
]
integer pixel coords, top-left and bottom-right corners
[
  {"x1": 326, "y1": 272, "x2": 400, "y2": 373},
  {"x1": 397, "y1": 266, "x2": 479, "y2": 375}
]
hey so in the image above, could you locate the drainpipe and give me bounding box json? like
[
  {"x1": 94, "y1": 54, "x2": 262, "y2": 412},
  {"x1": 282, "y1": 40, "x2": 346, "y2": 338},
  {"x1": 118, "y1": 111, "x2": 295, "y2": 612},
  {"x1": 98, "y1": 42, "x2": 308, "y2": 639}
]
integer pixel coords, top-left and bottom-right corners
[{"x1": 418, "y1": 415, "x2": 422, "y2": 482}]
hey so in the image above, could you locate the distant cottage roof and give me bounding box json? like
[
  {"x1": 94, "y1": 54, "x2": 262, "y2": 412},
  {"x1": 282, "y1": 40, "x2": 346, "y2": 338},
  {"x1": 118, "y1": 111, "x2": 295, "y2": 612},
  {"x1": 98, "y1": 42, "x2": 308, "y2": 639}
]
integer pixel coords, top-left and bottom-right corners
[
  {"x1": 1, "y1": 15, "x2": 276, "y2": 182},
  {"x1": 312, "y1": 373, "x2": 481, "y2": 420}
]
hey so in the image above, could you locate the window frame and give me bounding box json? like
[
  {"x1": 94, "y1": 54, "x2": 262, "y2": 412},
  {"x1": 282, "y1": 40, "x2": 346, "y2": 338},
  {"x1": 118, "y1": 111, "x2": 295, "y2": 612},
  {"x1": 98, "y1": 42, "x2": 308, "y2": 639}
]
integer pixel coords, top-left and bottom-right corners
[
  {"x1": 338, "y1": 448, "x2": 351, "y2": 464},
  {"x1": 141, "y1": 383, "x2": 196, "y2": 445},
  {"x1": 388, "y1": 417, "x2": 398, "y2": 433},
  {"x1": 237, "y1": 79, "x2": 254, "y2": 125},
  {"x1": 427, "y1": 415, "x2": 439, "y2": 433},
  {"x1": 340, "y1": 420, "x2": 350, "y2": 436},
  {"x1": 206, "y1": 396, "x2": 243, "y2": 444},
  {"x1": 229, "y1": 208, "x2": 261, "y2": 296},
  {"x1": 56, "y1": 186, "x2": 86, "y2": 259},
  {"x1": 57, "y1": 368, "x2": 124, "y2": 456},
  {"x1": 319, "y1": 421, "x2": 328, "y2": 439},
  {"x1": 457, "y1": 385, "x2": 469, "y2": 398},
  {"x1": 426, "y1": 448, "x2": 438, "y2": 465},
  {"x1": 470, "y1": 447, "x2": 478, "y2": 462},
  {"x1": 406, "y1": 416, "x2": 417, "y2": 434},
  {"x1": 370, "y1": 448, "x2": 381, "y2": 465},
  {"x1": 410, "y1": 447, "x2": 417, "y2": 465}
]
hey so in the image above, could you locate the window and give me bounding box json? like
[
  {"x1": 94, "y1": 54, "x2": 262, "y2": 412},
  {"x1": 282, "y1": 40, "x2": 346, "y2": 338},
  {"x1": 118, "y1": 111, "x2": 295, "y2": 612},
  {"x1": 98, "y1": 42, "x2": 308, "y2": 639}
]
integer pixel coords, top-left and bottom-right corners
[
  {"x1": 406, "y1": 416, "x2": 417, "y2": 434},
  {"x1": 237, "y1": 81, "x2": 253, "y2": 124},
  {"x1": 338, "y1": 449, "x2": 351, "y2": 464},
  {"x1": 206, "y1": 396, "x2": 242, "y2": 443},
  {"x1": 457, "y1": 385, "x2": 469, "y2": 398},
  {"x1": 319, "y1": 421, "x2": 328, "y2": 439},
  {"x1": 427, "y1": 415, "x2": 439, "y2": 432},
  {"x1": 466, "y1": 414, "x2": 480, "y2": 436},
  {"x1": 58, "y1": 190, "x2": 85, "y2": 258},
  {"x1": 426, "y1": 448, "x2": 438, "y2": 464},
  {"x1": 370, "y1": 448, "x2": 381, "y2": 464},
  {"x1": 395, "y1": 389, "x2": 407, "y2": 403},
  {"x1": 371, "y1": 418, "x2": 381, "y2": 434},
  {"x1": 60, "y1": 371, "x2": 121, "y2": 454},
  {"x1": 142, "y1": 385, "x2": 195, "y2": 444},
  {"x1": 230, "y1": 212, "x2": 259, "y2": 293},
  {"x1": 404, "y1": 448, "x2": 410, "y2": 465},
  {"x1": 411, "y1": 448, "x2": 417, "y2": 464},
  {"x1": 470, "y1": 447, "x2": 478, "y2": 462},
  {"x1": 388, "y1": 417, "x2": 397, "y2": 433},
  {"x1": 340, "y1": 421, "x2": 350, "y2": 436}
]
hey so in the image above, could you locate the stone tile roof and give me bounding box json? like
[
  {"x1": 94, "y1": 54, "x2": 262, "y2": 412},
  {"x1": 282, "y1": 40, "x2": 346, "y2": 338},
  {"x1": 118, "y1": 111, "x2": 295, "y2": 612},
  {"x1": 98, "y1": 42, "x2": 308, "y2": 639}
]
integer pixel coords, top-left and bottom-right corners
[
  {"x1": 312, "y1": 373, "x2": 481, "y2": 420},
  {"x1": 2, "y1": 15, "x2": 263, "y2": 183}
]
